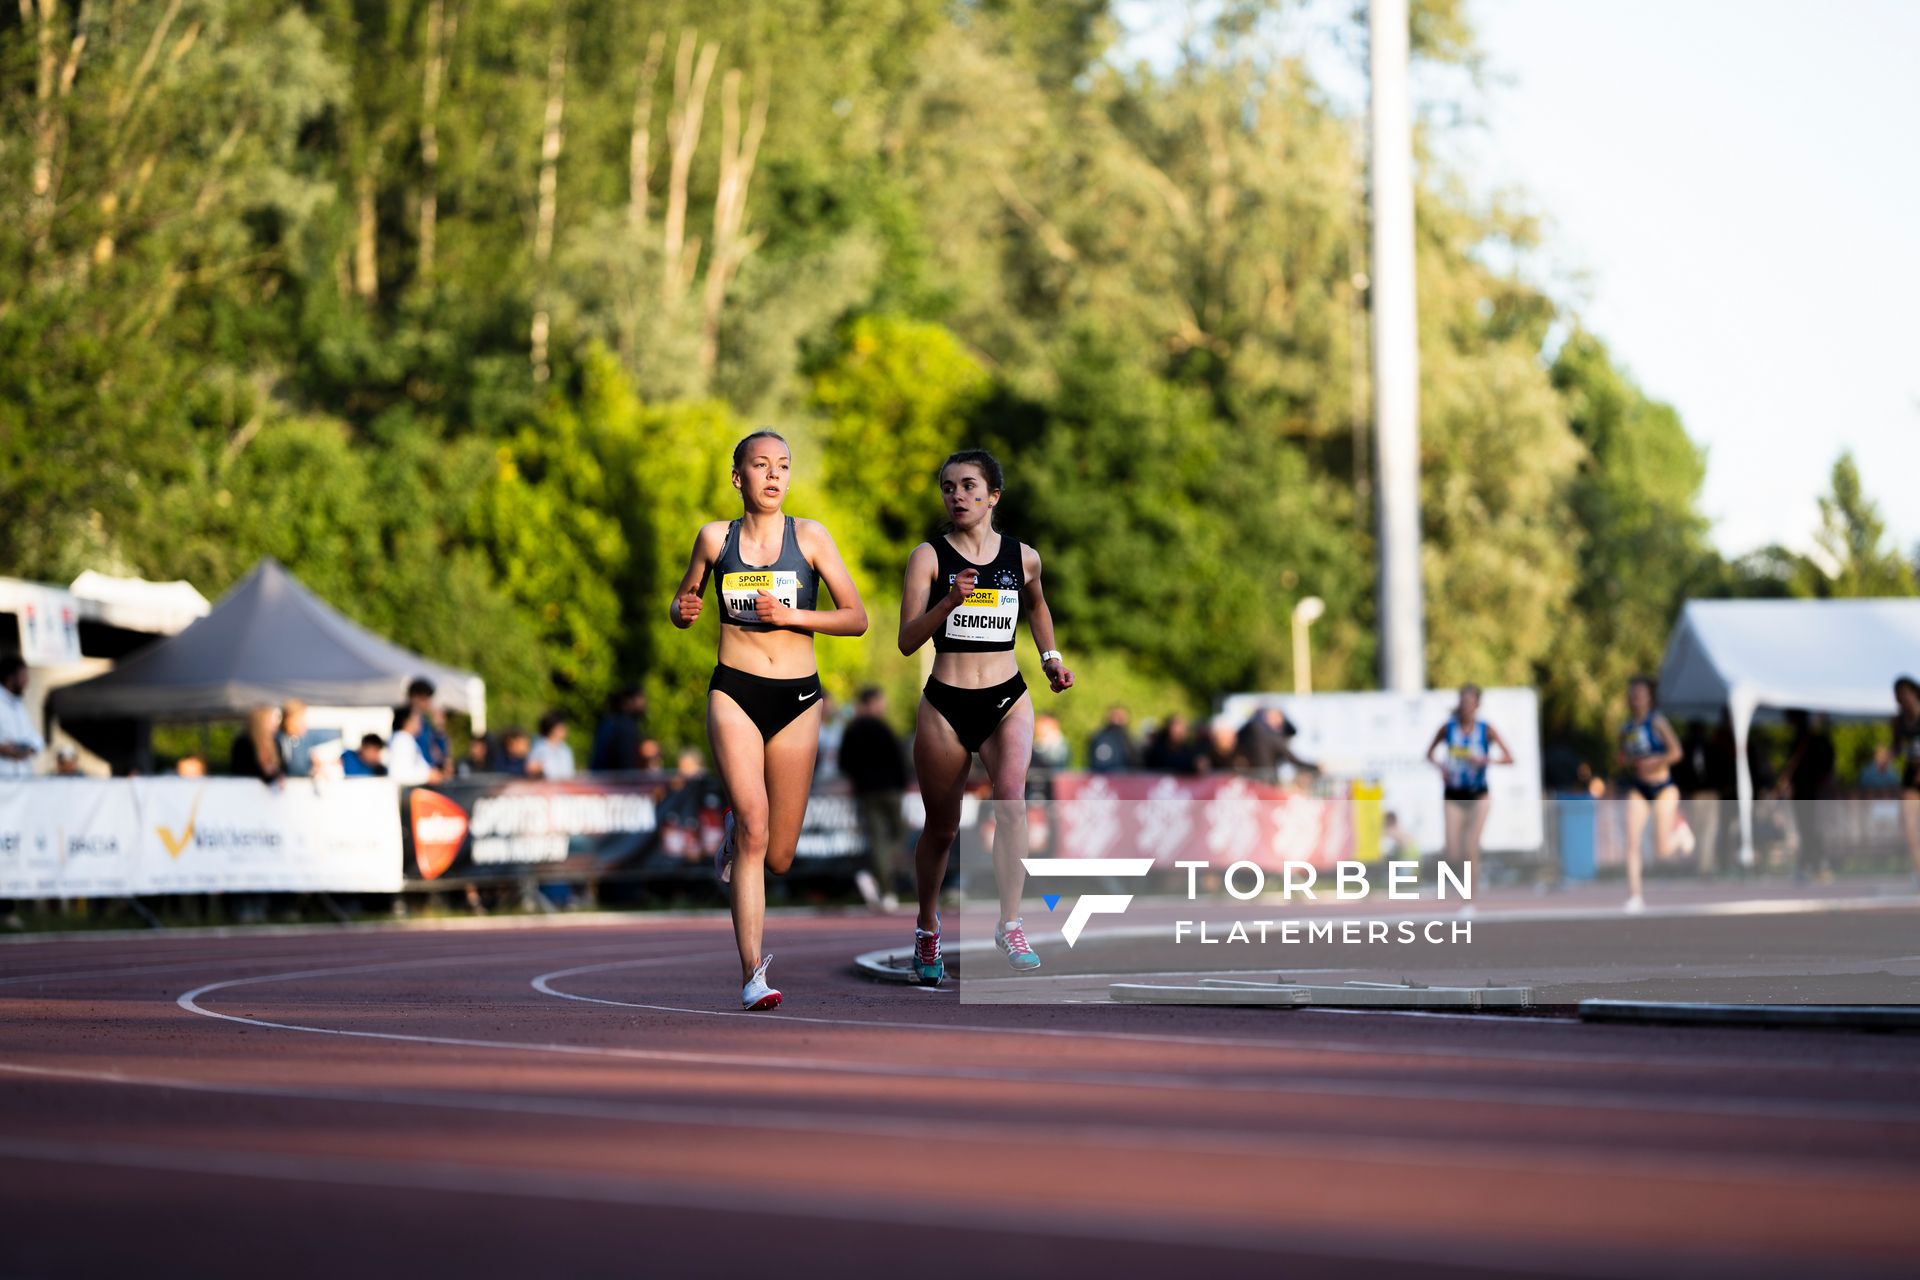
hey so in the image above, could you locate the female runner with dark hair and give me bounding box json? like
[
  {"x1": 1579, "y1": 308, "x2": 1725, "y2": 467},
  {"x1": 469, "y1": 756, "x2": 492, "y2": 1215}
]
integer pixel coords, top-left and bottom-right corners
[
  {"x1": 1893, "y1": 675, "x2": 1920, "y2": 886},
  {"x1": 898, "y1": 450, "x2": 1073, "y2": 984},
  {"x1": 669, "y1": 430, "x2": 867, "y2": 1009}
]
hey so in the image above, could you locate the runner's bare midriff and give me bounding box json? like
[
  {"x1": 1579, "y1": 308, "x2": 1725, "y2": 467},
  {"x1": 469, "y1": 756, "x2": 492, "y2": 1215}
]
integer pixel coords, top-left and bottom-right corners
[
  {"x1": 930, "y1": 648, "x2": 1020, "y2": 691},
  {"x1": 718, "y1": 626, "x2": 818, "y2": 681}
]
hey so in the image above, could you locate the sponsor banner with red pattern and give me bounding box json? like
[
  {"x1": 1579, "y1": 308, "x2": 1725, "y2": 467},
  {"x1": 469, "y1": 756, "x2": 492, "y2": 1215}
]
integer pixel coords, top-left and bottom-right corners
[{"x1": 1048, "y1": 772, "x2": 1352, "y2": 869}]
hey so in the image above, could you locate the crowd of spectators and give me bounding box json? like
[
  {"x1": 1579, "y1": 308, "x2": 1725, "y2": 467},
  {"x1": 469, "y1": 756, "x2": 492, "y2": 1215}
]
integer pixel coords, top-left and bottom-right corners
[{"x1": 1079, "y1": 701, "x2": 1318, "y2": 780}]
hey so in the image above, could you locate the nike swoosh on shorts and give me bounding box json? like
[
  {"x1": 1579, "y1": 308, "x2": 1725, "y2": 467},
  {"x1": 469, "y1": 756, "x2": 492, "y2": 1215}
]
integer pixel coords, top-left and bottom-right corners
[{"x1": 798, "y1": 690, "x2": 818, "y2": 702}]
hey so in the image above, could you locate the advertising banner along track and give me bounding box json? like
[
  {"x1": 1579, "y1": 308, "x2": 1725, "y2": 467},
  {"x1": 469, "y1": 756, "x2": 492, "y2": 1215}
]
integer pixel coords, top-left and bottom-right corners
[{"x1": 0, "y1": 778, "x2": 403, "y2": 897}]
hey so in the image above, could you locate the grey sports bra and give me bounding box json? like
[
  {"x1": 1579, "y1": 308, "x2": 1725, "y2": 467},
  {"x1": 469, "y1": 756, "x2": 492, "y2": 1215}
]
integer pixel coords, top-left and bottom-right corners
[{"x1": 712, "y1": 515, "x2": 818, "y2": 630}]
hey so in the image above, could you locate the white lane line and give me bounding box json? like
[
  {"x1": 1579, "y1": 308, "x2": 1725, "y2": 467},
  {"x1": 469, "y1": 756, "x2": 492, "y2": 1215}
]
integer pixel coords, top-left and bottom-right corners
[
  {"x1": 529, "y1": 956, "x2": 1920, "y2": 1077},
  {"x1": 181, "y1": 952, "x2": 1917, "y2": 1127},
  {"x1": 499, "y1": 959, "x2": 1920, "y2": 1120},
  {"x1": 0, "y1": 925, "x2": 767, "y2": 990},
  {"x1": 0, "y1": 1134, "x2": 1796, "y2": 1280},
  {"x1": 2, "y1": 1062, "x2": 1915, "y2": 1197}
]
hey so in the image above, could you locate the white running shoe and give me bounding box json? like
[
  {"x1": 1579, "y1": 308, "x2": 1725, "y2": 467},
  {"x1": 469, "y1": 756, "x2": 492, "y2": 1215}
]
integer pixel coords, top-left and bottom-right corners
[
  {"x1": 741, "y1": 954, "x2": 781, "y2": 1011},
  {"x1": 853, "y1": 869, "x2": 882, "y2": 910},
  {"x1": 716, "y1": 810, "x2": 734, "y2": 885},
  {"x1": 1623, "y1": 894, "x2": 1645, "y2": 914}
]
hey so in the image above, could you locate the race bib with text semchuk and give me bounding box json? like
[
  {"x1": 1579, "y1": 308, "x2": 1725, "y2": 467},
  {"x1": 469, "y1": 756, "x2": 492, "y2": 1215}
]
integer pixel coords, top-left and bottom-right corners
[
  {"x1": 722, "y1": 570, "x2": 798, "y2": 623},
  {"x1": 944, "y1": 585, "x2": 1020, "y2": 643}
]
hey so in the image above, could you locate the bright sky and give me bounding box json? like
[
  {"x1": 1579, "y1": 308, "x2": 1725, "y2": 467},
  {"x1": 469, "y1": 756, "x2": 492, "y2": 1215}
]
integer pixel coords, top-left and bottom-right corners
[
  {"x1": 1115, "y1": 0, "x2": 1920, "y2": 559},
  {"x1": 1466, "y1": 0, "x2": 1920, "y2": 558}
]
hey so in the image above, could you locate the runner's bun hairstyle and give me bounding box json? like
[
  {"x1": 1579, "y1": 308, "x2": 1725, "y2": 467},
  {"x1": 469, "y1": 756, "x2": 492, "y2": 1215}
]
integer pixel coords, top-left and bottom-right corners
[
  {"x1": 732, "y1": 429, "x2": 790, "y2": 473},
  {"x1": 1895, "y1": 675, "x2": 1920, "y2": 701}
]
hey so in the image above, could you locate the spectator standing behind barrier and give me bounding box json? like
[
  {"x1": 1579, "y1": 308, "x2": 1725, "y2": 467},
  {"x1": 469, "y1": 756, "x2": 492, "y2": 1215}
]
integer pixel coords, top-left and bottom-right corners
[
  {"x1": 0, "y1": 656, "x2": 43, "y2": 778},
  {"x1": 1236, "y1": 705, "x2": 1317, "y2": 780},
  {"x1": 1779, "y1": 710, "x2": 1836, "y2": 883},
  {"x1": 1690, "y1": 712, "x2": 1739, "y2": 873},
  {"x1": 638, "y1": 738, "x2": 664, "y2": 771},
  {"x1": 230, "y1": 706, "x2": 286, "y2": 783},
  {"x1": 1859, "y1": 747, "x2": 1901, "y2": 791},
  {"x1": 589, "y1": 687, "x2": 646, "y2": 771},
  {"x1": 341, "y1": 735, "x2": 388, "y2": 777},
  {"x1": 1031, "y1": 714, "x2": 1070, "y2": 771},
  {"x1": 840, "y1": 687, "x2": 907, "y2": 912},
  {"x1": 1144, "y1": 713, "x2": 1202, "y2": 775},
  {"x1": 455, "y1": 734, "x2": 492, "y2": 777},
  {"x1": 176, "y1": 754, "x2": 208, "y2": 778},
  {"x1": 1892, "y1": 676, "x2": 1920, "y2": 888},
  {"x1": 407, "y1": 677, "x2": 451, "y2": 774},
  {"x1": 53, "y1": 746, "x2": 81, "y2": 776},
  {"x1": 1199, "y1": 720, "x2": 1241, "y2": 774},
  {"x1": 385, "y1": 707, "x2": 434, "y2": 783},
  {"x1": 657, "y1": 748, "x2": 718, "y2": 852},
  {"x1": 497, "y1": 727, "x2": 534, "y2": 776},
  {"x1": 815, "y1": 691, "x2": 847, "y2": 782},
  {"x1": 529, "y1": 711, "x2": 576, "y2": 780},
  {"x1": 1087, "y1": 706, "x2": 1138, "y2": 773},
  {"x1": 277, "y1": 699, "x2": 313, "y2": 778}
]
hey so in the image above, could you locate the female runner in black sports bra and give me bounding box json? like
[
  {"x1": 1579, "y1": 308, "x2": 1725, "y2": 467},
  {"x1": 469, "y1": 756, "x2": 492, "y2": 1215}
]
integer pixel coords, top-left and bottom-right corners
[
  {"x1": 897, "y1": 450, "x2": 1073, "y2": 984},
  {"x1": 669, "y1": 430, "x2": 867, "y2": 1010}
]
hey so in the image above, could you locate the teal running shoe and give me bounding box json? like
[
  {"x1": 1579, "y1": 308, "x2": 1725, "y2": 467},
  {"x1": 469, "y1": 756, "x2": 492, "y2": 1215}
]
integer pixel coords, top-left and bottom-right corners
[
  {"x1": 996, "y1": 918, "x2": 1041, "y2": 971},
  {"x1": 912, "y1": 919, "x2": 945, "y2": 986}
]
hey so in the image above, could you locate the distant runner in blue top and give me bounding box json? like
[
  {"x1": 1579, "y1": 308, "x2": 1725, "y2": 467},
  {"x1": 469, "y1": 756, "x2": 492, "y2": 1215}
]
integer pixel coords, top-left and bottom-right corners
[
  {"x1": 1425, "y1": 684, "x2": 1514, "y2": 897},
  {"x1": 1616, "y1": 675, "x2": 1683, "y2": 913}
]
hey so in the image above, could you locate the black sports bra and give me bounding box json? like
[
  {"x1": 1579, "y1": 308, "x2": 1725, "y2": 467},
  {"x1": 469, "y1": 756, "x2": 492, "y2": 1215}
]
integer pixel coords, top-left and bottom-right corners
[
  {"x1": 926, "y1": 534, "x2": 1023, "y2": 653},
  {"x1": 712, "y1": 516, "x2": 817, "y2": 630}
]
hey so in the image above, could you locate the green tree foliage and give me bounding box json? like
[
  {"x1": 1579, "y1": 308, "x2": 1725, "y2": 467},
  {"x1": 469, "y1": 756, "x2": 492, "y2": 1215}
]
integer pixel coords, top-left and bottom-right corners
[
  {"x1": 9, "y1": 0, "x2": 1881, "y2": 761},
  {"x1": 810, "y1": 315, "x2": 991, "y2": 584},
  {"x1": 1539, "y1": 332, "x2": 1716, "y2": 748},
  {"x1": 469, "y1": 413, "x2": 628, "y2": 715},
  {"x1": 1795, "y1": 453, "x2": 1918, "y2": 599}
]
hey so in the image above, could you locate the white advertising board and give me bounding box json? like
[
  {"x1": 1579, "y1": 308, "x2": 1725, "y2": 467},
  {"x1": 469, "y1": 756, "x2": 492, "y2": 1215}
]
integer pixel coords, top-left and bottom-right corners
[
  {"x1": 1218, "y1": 688, "x2": 1545, "y2": 856},
  {"x1": 0, "y1": 778, "x2": 404, "y2": 897}
]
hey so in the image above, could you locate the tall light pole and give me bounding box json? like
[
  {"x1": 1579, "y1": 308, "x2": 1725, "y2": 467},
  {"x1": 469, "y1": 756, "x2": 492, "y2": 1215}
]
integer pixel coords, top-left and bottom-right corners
[
  {"x1": 1369, "y1": 0, "x2": 1426, "y2": 694},
  {"x1": 1292, "y1": 596, "x2": 1326, "y2": 695}
]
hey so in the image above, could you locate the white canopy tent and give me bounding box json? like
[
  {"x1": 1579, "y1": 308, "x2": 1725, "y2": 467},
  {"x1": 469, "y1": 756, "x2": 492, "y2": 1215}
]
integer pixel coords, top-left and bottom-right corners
[{"x1": 1657, "y1": 598, "x2": 1920, "y2": 862}]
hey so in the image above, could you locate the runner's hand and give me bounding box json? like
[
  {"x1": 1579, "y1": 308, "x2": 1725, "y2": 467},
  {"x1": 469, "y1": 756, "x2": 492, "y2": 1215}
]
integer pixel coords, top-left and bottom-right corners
[
  {"x1": 945, "y1": 568, "x2": 978, "y2": 609},
  {"x1": 675, "y1": 590, "x2": 703, "y2": 624},
  {"x1": 1043, "y1": 657, "x2": 1074, "y2": 693},
  {"x1": 754, "y1": 590, "x2": 793, "y2": 627}
]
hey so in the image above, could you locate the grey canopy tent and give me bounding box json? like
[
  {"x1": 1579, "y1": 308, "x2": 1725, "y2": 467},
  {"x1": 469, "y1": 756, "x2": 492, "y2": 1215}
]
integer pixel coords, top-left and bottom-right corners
[
  {"x1": 49, "y1": 558, "x2": 485, "y2": 731},
  {"x1": 1657, "y1": 598, "x2": 1920, "y2": 863}
]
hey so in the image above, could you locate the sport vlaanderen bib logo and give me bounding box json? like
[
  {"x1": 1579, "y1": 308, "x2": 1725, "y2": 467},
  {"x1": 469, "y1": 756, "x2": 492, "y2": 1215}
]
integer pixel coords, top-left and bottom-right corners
[
  {"x1": 944, "y1": 584, "x2": 1019, "y2": 643},
  {"x1": 721, "y1": 570, "x2": 799, "y2": 623}
]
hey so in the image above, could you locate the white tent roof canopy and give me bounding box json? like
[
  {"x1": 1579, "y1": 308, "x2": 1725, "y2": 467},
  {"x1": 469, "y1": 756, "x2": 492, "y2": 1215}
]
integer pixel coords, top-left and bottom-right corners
[
  {"x1": 1658, "y1": 598, "x2": 1920, "y2": 722},
  {"x1": 1657, "y1": 597, "x2": 1920, "y2": 864},
  {"x1": 69, "y1": 571, "x2": 211, "y2": 635}
]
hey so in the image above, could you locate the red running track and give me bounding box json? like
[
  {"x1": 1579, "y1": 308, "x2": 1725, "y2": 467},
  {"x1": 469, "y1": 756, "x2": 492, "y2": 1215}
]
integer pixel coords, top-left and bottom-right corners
[{"x1": 1, "y1": 913, "x2": 1918, "y2": 1279}]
